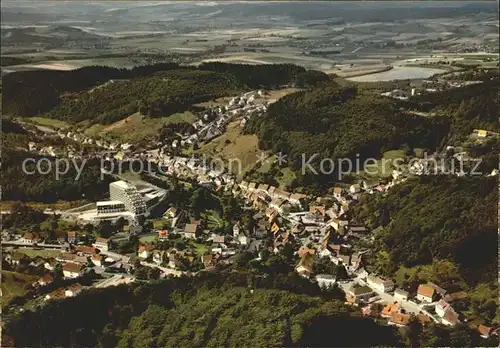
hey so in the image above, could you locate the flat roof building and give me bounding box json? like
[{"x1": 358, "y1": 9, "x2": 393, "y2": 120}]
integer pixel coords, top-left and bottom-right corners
[{"x1": 96, "y1": 201, "x2": 126, "y2": 215}]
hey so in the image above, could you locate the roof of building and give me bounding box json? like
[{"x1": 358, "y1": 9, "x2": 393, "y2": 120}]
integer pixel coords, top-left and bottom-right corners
[
  {"x1": 309, "y1": 205, "x2": 326, "y2": 216},
  {"x1": 66, "y1": 283, "x2": 82, "y2": 292},
  {"x1": 427, "y1": 282, "x2": 447, "y2": 296},
  {"x1": 157, "y1": 230, "x2": 169, "y2": 238},
  {"x1": 390, "y1": 312, "x2": 410, "y2": 326},
  {"x1": 478, "y1": 324, "x2": 493, "y2": 337},
  {"x1": 296, "y1": 253, "x2": 314, "y2": 273},
  {"x1": 39, "y1": 273, "x2": 54, "y2": 283},
  {"x1": 95, "y1": 237, "x2": 110, "y2": 244},
  {"x1": 382, "y1": 303, "x2": 400, "y2": 317},
  {"x1": 350, "y1": 285, "x2": 373, "y2": 295},
  {"x1": 62, "y1": 263, "x2": 84, "y2": 273},
  {"x1": 417, "y1": 313, "x2": 432, "y2": 324},
  {"x1": 138, "y1": 244, "x2": 155, "y2": 253},
  {"x1": 394, "y1": 288, "x2": 409, "y2": 296},
  {"x1": 22, "y1": 232, "x2": 38, "y2": 240},
  {"x1": 75, "y1": 245, "x2": 96, "y2": 254},
  {"x1": 443, "y1": 291, "x2": 467, "y2": 302},
  {"x1": 184, "y1": 223, "x2": 199, "y2": 234},
  {"x1": 47, "y1": 288, "x2": 66, "y2": 300},
  {"x1": 417, "y1": 284, "x2": 435, "y2": 298},
  {"x1": 442, "y1": 308, "x2": 459, "y2": 325}
]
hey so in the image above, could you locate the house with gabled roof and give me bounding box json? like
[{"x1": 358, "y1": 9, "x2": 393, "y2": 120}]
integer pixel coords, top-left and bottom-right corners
[
  {"x1": 62, "y1": 263, "x2": 85, "y2": 279},
  {"x1": 183, "y1": 223, "x2": 200, "y2": 239},
  {"x1": 417, "y1": 284, "x2": 435, "y2": 303},
  {"x1": 295, "y1": 253, "x2": 315, "y2": 279},
  {"x1": 65, "y1": 283, "x2": 82, "y2": 297}
]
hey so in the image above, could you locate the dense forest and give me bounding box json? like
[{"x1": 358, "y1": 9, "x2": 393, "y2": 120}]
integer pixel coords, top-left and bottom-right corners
[
  {"x1": 408, "y1": 78, "x2": 500, "y2": 144},
  {"x1": 2, "y1": 62, "x2": 316, "y2": 124},
  {"x1": 352, "y1": 176, "x2": 498, "y2": 284},
  {"x1": 2, "y1": 119, "x2": 111, "y2": 202},
  {"x1": 3, "y1": 270, "x2": 483, "y2": 348},
  {"x1": 247, "y1": 83, "x2": 448, "y2": 161},
  {"x1": 245, "y1": 83, "x2": 449, "y2": 192}
]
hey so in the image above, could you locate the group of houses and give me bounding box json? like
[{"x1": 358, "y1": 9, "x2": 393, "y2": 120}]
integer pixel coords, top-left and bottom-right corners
[{"x1": 168, "y1": 90, "x2": 269, "y2": 150}]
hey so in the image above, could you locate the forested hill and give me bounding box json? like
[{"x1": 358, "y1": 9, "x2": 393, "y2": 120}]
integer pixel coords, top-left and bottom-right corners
[
  {"x1": 352, "y1": 175, "x2": 498, "y2": 284},
  {"x1": 3, "y1": 271, "x2": 482, "y2": 348},
  {"x1": 407, "y1": 78, "x2": 500, "y2": 144},
  {"x1": 245, "y1": 83, "x2": 449, "y2": 170},
  {"x1": 2, "y1": 62, "x2": 317, "y2": 124}
]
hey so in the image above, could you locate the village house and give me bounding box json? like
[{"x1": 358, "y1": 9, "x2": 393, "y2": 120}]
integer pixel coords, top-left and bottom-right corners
[
  {"x1": 333, "y1": 187, "x2": 344, "y2": 200},
  {"x1": 20, "y1": 232, "x2": 41, "y2": 244},
  {"x1": 165, "y1": 207, "x2": 178, "y2": 218},
  {"x1": 55, "y1": 231, "x2": 67, "y2": 244},
  {"x1": 93, "y1": 237, "x2": 111, "y2": 251},
  {"x1": 435, "y1": 299, "x2": 460, "y2": 326},
  {"x1": 183, "y1": 223, "x2": 200, "y2": 239},
  {"x1": 212, "y1": 234, "x2": 226, "y2": 245},
  {"x1": 394, "y1": 288, "x2": 409, "y2": 302},
  {"x1": 44, "y1": 258, "x2": 57, "y2": 271},
  {"x1": 274, "y1": 189, "x2": 291, "y2": 201},
  {"x1": 289, "y1": 193, "x2": 307, "y2": 207},
  {"x1": 295, "y1": 253, "x2": 315, "y2": 279},
  {"x1": 38, "y1": 273, "x2": 54, "y2": 287},
  {"x1": 315, "y1": 274, "x2": 336, "y2": 289},
  {"x1": 65, "y1": 283, "x2": 82, "y2": 297},
  {"x1": 45, "y1": 288, "x2": 66, "y2": 301},
  {"x1": 248, "y1": 182, "x2": 258, "y2": 192},
  {"x1": 417, "y1": 284, "x2": 436, "y2": 303},
  {"x1": 29, "y1": 256, "x2": 45, "y2": 268},
  {"x1": 346, "y1": 285, "x2": 375, "y2": 305},
  {"x1": 91, "y1": 254, "x2": 105, "y2": 266},
  {"x1": 138, "y1": 244, "x2": 155, "y2": 259},
  {"x1": 153, "y1": 250, "x2": 166, "y2": 265},
  {"x1": 238, "y1": 234, "x2": 250, "y2": 246},
  {"x1": 443, "y1": 291, "x2": 467, "y2": 303},
  {"x1": 381, "y1": 303, "x2": 401, "y2": 318},
  {"x1": 157, "y1": 230, "x2": 169, "y2": 241},
  {"x1": 232, "y1": 222, "x2": 241, "y2": 237},
  {"x1": 62, "y1": 263, "x2": 85, "y2": 279},
  {"x1": 367, "y1": 275, "x2": 395, "y2": 293},
  {"x1": 389, "y1": 312, "x2": 410, "y2": 327},
  {"x1": 347, "y1": 225, "x2": 369, "y2": 238},
  {"x1": 427, "y1": 282, "x2": 447, "y2": 297},
  {"x1": 349, "y1": 184, "x2": 361, "y2": 194},
  {"x1": 477, "y1": 324, "x2": 494, "y2": 339},
  {"x1": 57, "y1": 252, "x2": 77, "y2": 263},
  {"x1": 441, "y1": 308, "x2": 460, "y2": 326},
  {"x1": 67, "y1": 231, "x2": 78, "y2": 244},
  {"x1": 201, "y1": 253, "x2": 213, "y2": 268},
  {"x1": 269, "y1": 198, "x2": 287, "y2": 213},
  {"x1": 75, "y1": 245, "x2": 97, "y2": 255}
]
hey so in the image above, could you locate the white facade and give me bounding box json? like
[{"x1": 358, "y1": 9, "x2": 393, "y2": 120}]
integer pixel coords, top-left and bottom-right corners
[
  {"x1": 109, "y1": 181, "x2": 147, "y2": 215},
  {"x1": 316, "y1": 274, "x2": 337, "y2": 289},
  {"x1": 96, "y1": 201, "x2": 126, "y2": 214}
]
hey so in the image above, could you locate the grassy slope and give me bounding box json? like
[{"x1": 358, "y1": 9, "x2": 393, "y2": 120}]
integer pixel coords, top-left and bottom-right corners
[
  {"x1": 195, "y1": 121, "x2": 260, "y2": 178},
  {"x1": 84, "y1": 111, "x2": 198, "y2": 142},
  {"x1": 1, "y1": 271, "x2": 38, "y2": 307}
]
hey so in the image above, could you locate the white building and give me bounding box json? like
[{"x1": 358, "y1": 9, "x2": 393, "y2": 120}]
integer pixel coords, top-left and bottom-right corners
[
  {"x1": 394, "y1": 288, "x2": 409, "y2": 302},
  {"x1": 367, "y1": 275, "x2": 395, "y2": 293},
  {"x1": 315, "y1": 274, "x2": 337, "y2": 289},
  {"x1": 109, "y1": 181, "x2": 147, "y2": 215},
  {"x1": 96, "y1": 201, "x2": 126, "y2": 215}
]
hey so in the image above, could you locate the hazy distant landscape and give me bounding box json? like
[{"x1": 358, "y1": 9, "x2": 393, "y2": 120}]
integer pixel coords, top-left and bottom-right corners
[{"x1": 2, "y1": 1, "x2": 498, "y2": 79}]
